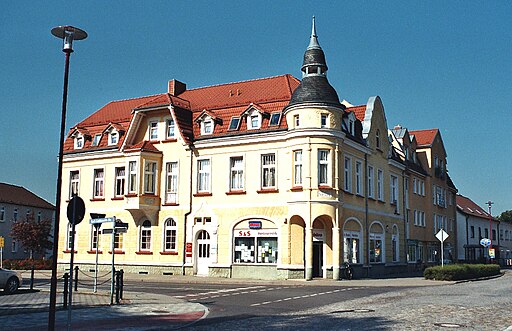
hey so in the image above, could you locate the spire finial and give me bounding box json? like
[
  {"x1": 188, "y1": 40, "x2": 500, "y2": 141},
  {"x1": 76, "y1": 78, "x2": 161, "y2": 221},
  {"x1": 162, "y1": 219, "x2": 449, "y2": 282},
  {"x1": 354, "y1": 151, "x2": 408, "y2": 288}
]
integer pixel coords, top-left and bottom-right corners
[{"x1": 308, "y1": 16, "x2": 321, "y2": 50}]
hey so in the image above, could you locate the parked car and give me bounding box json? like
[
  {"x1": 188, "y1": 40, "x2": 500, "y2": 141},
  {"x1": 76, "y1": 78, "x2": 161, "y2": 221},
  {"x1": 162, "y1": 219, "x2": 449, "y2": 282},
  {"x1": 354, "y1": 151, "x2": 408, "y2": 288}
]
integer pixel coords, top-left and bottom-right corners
[{"x1": 0, "y1": 269, "x2": 22, "y2": 294}]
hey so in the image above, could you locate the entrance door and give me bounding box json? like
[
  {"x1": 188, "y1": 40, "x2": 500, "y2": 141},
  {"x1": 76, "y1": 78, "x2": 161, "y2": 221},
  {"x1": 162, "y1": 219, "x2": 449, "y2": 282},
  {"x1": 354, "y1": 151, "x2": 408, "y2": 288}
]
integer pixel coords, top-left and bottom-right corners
[
  {"x1": 196, "y1": 230, "x2": 211, "y2": 275},
  {"x1": 313, "y1": 241, "x2": 323, "y2": 278}
]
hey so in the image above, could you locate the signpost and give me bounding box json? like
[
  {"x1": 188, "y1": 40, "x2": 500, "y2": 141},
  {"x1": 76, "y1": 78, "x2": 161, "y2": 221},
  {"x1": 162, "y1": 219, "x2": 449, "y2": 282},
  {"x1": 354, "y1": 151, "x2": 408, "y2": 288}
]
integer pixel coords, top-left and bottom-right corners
[
  {"x1": 89, "y1": 213, "x2": 106, "y2": 293},
  {"x1": 435, "y1": 229, "x2": 449, "y2": 267},
  {"x1": 480, "y1": 238, "x2": 494, "y2": 260},
  {"x1": 0, "y1": 236, "x2": 4, "y2": 269}
]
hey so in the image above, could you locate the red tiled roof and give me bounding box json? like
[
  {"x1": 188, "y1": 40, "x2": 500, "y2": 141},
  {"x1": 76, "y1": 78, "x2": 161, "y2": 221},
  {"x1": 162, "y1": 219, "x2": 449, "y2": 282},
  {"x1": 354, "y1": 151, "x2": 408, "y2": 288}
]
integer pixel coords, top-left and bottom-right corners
[
  {"x1": 346, "y1": 105, "x2": 366, "y2": 122},
  {"x1": 410, "y1": 129, "x2": 439, "y2": 146},
  {"x1": 456, "y1": 194, "x2": 494, "y2": 220},
  {"x1": 124, "y1": 141, "x2": 162, "y2": 153},
  {"x1": 0, "y1": 183, "x2": 54, "y2": 210}
]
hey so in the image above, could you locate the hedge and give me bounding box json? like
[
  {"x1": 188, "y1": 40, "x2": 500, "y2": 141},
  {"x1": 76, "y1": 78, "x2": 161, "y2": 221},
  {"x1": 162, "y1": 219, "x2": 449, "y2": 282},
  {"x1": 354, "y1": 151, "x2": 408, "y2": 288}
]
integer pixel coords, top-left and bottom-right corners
[
  {"x1": 424, "y1": 264, "x2": 501, "y2": 281},
  {"x1": 3, "y1": 259, "x2": 52, "y2": 270}
]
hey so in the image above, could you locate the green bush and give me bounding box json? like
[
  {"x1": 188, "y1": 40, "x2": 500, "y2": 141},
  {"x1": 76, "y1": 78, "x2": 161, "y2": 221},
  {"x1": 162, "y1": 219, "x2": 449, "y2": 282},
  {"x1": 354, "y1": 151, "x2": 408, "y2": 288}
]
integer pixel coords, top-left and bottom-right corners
[
  {"x1": 3, "y1": 258, "x2": 52, "y2": 270},
  {"x1": 424, "y1": 264, "x2": 500, "y2": 281}
]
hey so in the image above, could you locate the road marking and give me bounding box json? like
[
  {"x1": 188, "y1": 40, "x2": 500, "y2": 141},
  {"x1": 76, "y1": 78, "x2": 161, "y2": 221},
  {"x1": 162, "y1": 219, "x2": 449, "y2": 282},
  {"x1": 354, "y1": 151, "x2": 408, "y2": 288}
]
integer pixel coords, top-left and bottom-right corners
[{"x1": 250, "y1": 286, "x2": 365, "y2": 307}]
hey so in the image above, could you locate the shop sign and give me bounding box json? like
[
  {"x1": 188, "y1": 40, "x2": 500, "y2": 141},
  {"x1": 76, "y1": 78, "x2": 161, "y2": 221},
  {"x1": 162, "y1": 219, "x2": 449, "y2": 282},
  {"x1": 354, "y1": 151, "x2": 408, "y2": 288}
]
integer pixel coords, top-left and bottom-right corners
[
  {"x1": 235, "y1": 229, "x2": 278, "y2": 237},
  {"x1": 249, "y1": 221, "x2": 262, "y2": 229},
  {"x1": 186, "y1": 242, "x2": 192, "y2": 257},
  {"x1": 313, "y1": 230, "x2": 324, "y2": 241}
]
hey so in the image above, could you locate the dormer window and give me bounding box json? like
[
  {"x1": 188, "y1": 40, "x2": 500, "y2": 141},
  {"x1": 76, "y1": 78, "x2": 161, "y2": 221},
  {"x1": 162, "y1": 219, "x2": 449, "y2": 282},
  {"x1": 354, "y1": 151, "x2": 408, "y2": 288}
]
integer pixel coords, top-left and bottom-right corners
[
  {"x1": 248, "y1": 114, "x2": 261, "y2": 130},
  {"x1": 342, "y1": 112, "x2": 356, "y2": 135},
  {"x1": 74, "y1": 135, "x2": 84, "y2": 149},
  {"x1": 201, "y1": 118, "x2": 213, "y2": 135},
  {"x1": 109, "y1": 131, "x2": 119, "y2": 146},
  {"x1": 92, "y1": 134, "x2": 101, "y2": 147},
  {"x1": 149, "y1": 121, "x2": 159, "y2": 140},
  {"x1": 269, "y1": 113, "x2": 281, "y2": 126},
  {"x1": 228, "y1": 117, "x2": 240, "y2": 131}
]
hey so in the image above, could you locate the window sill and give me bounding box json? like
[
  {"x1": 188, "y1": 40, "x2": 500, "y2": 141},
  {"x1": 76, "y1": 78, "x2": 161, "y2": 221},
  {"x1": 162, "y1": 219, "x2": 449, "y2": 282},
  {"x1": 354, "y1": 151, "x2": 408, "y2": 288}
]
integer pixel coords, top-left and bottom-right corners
[
  {"x1": 111, "y1": 197, "x2": 124, "y2": 201},
  {"x1": 90, "y1": 198, "x2": 105, "y2": 202},
  {"x1": 162, "y1": 202, "x2": 179, "y2": 206},
  {"x1": 257, "y1": 188, "x2": 279, "y2": 194},
  {"x1": 226, "y1": 190, "x2": 246, "y2": 195},
  {"x1": 290, "y1": 186, "x2": 303, "y2": 192},
  {"x1": 319, "y1": 185, "x2": 333, "y2": 190},
  {"x1": 108, "y1": 250, "x2": 125, "y2": 254},
  {"x1": 125, "y1": 193, "x2": 138, "y2": 198},
  {"x1": 135, "y1": 251, "x2": 153, "y2": 255},
  {"x1": 160, "y1": 251, "x2": 179, "y2": 255},
  {"x1": 162, "y1": 138, "x2": 177, "y2": 143},
  {"x1": 193, "y1": 192, "x2": 212, "y2": 197},
  {"x1": 62, "y1": 250, "x2": 78, "y2": 254},
  {"x1": 87, "y1": 250, "x2": 103, "y2": 254}
]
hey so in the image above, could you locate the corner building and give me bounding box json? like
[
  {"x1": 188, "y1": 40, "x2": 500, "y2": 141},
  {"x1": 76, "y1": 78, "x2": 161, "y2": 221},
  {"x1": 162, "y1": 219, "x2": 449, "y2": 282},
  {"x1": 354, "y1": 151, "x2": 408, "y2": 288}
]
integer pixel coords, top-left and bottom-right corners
[{"x1": 58, "y1": 20, "x2": 456, "y2": 280}]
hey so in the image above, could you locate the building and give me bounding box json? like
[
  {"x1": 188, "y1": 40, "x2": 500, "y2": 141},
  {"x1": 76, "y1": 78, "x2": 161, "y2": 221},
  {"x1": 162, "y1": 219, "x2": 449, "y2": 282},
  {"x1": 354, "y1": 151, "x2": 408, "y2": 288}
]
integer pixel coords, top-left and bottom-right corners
[
  {"x1": 456, "y1": 194, "x2": 512, "y2": 264},
  {"x1": 0, "y1": 183, "x2": 55, "y2": 259},
  {"x1": 57, "y1": 19, "x2": 457, "y2": 279}
]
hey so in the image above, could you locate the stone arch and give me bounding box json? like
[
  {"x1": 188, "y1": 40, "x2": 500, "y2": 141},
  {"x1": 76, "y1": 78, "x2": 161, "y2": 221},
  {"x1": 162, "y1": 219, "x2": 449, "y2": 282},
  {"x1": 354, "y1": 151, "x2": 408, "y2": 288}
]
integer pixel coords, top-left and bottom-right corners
[{"x1": 289, "y1": 215, "x2": 306, "y2": 266}]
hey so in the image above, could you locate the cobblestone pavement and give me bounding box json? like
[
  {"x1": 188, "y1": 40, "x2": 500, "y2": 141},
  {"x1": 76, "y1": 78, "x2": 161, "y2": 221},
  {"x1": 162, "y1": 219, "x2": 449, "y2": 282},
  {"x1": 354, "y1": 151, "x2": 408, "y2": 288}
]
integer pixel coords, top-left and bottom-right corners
[{"x1": 185, "y1": 271, "x2": 512, "y2": 331}]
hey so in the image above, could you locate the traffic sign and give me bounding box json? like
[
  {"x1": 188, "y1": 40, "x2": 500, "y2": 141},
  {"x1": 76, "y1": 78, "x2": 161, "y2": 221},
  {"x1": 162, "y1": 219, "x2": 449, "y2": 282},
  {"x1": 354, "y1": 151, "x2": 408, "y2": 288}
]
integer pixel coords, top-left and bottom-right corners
[
  {"x1": 67, "y1": 195, "x2": 85, "y2": 225},
  {"x1": 436, "y1": 229, "x2": 449, "y2": 242},
  {"x1": 480, "y1": 238, "x2": 491, "y2": 247},
  {"x1": 90, "y1": 217, "x2": 116, "y2": 225},
  {"x1": 102, "y1": 228, "x2": 127, "y2": 234},
  {"x1": 115, "y1": 222, "x2": 129, "y2": 229}
]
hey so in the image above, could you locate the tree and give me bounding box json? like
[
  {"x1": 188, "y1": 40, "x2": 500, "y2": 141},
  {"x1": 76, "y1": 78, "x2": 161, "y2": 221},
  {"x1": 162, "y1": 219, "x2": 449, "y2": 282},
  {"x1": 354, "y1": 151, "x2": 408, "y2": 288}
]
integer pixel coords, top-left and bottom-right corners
[
  {"x1": 498, "y1": 210, "x2": 512, "y2": 223},
  {"x1": 10, "y1": 214, "x2": 53, "y2": 259}
]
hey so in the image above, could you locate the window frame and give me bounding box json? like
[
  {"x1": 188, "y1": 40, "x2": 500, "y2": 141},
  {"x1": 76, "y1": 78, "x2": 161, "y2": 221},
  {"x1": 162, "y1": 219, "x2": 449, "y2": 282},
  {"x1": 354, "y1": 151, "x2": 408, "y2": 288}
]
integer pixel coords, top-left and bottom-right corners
[
  {"x1": 114, "y1": 166, "x2": 126, "y2": 198},
  {"x1": 92, "y1": 134, "x2": 101, "y2": 146},
  {"x1": 69, "y1": 170, "x2": 80, "y2": 198},
  {"x1": 377, "y1": 169, "x2": 384, "y2": 201},
  {"x1": 149, "y1": 121, "x2": 159, "y2": 141},
  {"x1": 261, "y1": 153, "x2": 277, "y2": 189},
  {"x1": 143, "y1": 160, "x2": 157, "y2": 195},
  {"x1": 355, "y1": 160, "x2": 363, "y2": 195},
  {"x1": 74, "y1": 135, "x2": 84, "y2": 149},
  {"x1": 228, "y1": 117, "x2": 241, "y2": 131},
  {"x1": 109, "y1": 131, "x2": 119, "y2": 146},
  {"x1": 128, "y1": 161, "x2": 138, "y2": 194},
  {"x1": 139, "y1": 220, "x2": 152, "y2": 252},
  {"x1": 293, "y1": 150, "x2": 303, "y2": 187},
  {"x1": 93, "y1": 168, "x2": 105, "y2": 199},
  {"x1": 163, "y1": 218, "x2": 178, "y2": 252},
  {"x1": 229, "y1": 156, "x2": 245, "y2": 191},
  {"x1": 344, "y1": 156, "x2": 352, "y2": 192},
  {"x1": 197, "y1": 159, "x2": 211, "y2": 193},
  {"x1": 166, "y1": 118, "x2": 175, "y2": 139},
  {"x1": 269, "y1": 113, "x2": 281, "y2": 126},
  {"x1": 318, "y1": 149, "x2": 330, "y2": 186},
  {"x1": 165, "y1": 161, "x2": 179, "y2": 204}
]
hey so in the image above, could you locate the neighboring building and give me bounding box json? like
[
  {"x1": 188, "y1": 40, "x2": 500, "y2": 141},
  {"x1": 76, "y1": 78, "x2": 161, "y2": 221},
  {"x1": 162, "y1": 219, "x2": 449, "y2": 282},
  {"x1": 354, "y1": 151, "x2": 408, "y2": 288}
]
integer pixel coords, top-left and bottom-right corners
[
  {"x1": 456, "y1": 194, "x2": 511, "y2": 264},
  {"x1": 0, "y1": 183, "x2": 55, "y2": 259},
  {"x1": 57, "y1": 19, "x2": 457, "y2": 279}
]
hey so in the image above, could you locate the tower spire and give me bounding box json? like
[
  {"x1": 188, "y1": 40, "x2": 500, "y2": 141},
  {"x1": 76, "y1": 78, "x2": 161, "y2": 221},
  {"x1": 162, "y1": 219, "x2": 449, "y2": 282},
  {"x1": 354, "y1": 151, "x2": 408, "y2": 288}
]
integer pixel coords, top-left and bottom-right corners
[{"x1": 308, "y1": 16, "x2": 321, "y2": 50}]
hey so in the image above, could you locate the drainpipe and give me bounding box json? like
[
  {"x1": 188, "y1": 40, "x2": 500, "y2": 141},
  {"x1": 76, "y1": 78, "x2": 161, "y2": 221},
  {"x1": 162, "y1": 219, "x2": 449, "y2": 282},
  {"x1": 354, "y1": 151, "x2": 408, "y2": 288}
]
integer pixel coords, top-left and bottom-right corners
[
  {"x1": 364, "y1": 153, "x2": 370, "y2": 277},
  {"x1": 465, "y1": 215, "x2": 469, "y2": 261},
  {"x1": 182, "y1": 145, "x2": 194, "y2": 275}
]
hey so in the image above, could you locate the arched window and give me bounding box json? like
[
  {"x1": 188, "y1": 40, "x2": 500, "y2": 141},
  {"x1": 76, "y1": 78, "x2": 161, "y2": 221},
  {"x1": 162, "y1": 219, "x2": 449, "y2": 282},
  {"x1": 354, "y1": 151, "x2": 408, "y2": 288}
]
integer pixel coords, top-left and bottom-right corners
[
  {"x1": 343, "y1": 219, "x2": 362, "y2": 264},
  {"x1": 163, "y1": 218, "x2": 177, "y2": 252},
  {"x1": 369, "y1": 222, "x2": 384, "y2": 263},
  {"x1": 139, "y1": 220, "x2": 152, "y2": 251},
  {"x1": 392, "y1": 225, "x2": 399, "y2": 262}
]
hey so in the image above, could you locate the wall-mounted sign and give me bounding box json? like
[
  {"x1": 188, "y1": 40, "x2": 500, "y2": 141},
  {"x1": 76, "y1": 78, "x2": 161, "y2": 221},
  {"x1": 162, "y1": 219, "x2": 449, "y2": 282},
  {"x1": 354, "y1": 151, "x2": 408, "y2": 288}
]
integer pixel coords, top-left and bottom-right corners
[
  {"x1": 249, "y1": 221, "x2": 262, "y2": 229},
  {"x1": 186, "y1": 242, "x2": 193, "y2": 257}
]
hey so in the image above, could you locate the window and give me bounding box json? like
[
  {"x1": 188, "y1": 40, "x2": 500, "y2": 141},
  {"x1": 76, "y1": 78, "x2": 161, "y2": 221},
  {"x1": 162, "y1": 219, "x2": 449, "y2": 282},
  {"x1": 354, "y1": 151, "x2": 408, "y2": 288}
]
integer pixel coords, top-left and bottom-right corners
[
  {"x1": 114, "y1": 232, "x2": 123, "y2": 250},
  {"x1": 348, "y1": 119, "x2": 355, "y2": 135},
  {"x1": 114, "y1": 167, "x2": 125, "y2": 197},
  {"x1": 144, "y1": 161, "x2": 157, "y2": 194},
  {"x1": 90, "y1": 225, "x2": 101, "y2": 250},
  {"x1": 197, "y1": 159, "x2": 211, "y2": 192},
  {"x1": 390, "y1": 175, "x2": 398, "y2": 207},
  {"x1": 13, "y1": 208, "x2": 18, "y2": 222},
  {"x1": 74, "y1": 135, "x2": 84, "y2": 149},
  {"x1": 269, "y1": 113, "x2": 281, "y2": 126},
  {"x1": 261, "y1": 154, "x2": 276, "y2": 189},
  {"x1": 376, "y1": 130, "x2": 381, "y2": 149},
  {"x1": 294, "y1": 115, "x2": 300, "y2": 128},
  {"x1": 377, "y1": 169, "x2": 384, "y2": 201},
  {"x1": 163, "y1": 219, "x2": 177, "y2": 251},
  {"x1": 12, "y1": 240, "x2": 17, "y2": 253},
  {"x1": 470, "y1": 226, "x2": 475, "y2": 238},
  {"x1": 139, "y1": 220, "x2": 152, "y2": 251},
  {"x1": 149, "y1": 122, "x2": 159, "y2": 140},
  {"x1": 230, "y1": 157, "x2": 244, "y2": 191},
  {"x1": 408, "y1": 244, "x2": 417, "y2": 262},
  {"x1": 228, "y1": 117, "x2": 240, "y2": 131},
  {"x1": 201, "y1": 119, "x2": 213, "y2": 135},
  {"x1": 293, "y1": 150, "x2": 303, "y2": 186},
  {"x1": 485, "y1": 228, "x2": 489, "y2": 239},
  {"x1": 166, "y1": 119, "x2": 175, "y2": 139},
  {"x1": 109, "y1": 131, "x2": 118, "y2": 145},
  {"x1": 404, "y1": 178, "x2": 409, "y2": 209},
  {"x1": 248, "y1": 114, "x2": 261, "y2": 129},
  {"x1": 492, "y1": 229, "x2": 496, "y2": 241},
  {"x1": 368, "y1": 166, "x2": 374, "y2": 198},
  {"x1": 165, "y1": 162, "x2": 178, "y2": 204},
  {"x1": 321, "y1": 114, "x2": 328, "y2": 128},
  {"x1": 370, "y1": 232, "x2": 384, "y2": 263},
  {"x1": 344, "y1": 157, "x2": 352, "y2": 192},
  {"x1": 92, "y1": 134, "x2": 101, "y2": 146},
  {"x1": 344, "y1": 231, "x2": 361, "y2": 264},
  {"x1": 93, "y1": 169, "x2": 104, "y2": 198},
  {"x1": 318, "y1": 150, "x2": 329, "y2": 186},
  {"x1": 392, "y1": 231, "x2": 399, "y2": 262},
  {"x1": 128, "y1": 161, "x2": 138, "y2": 194},
  {"x1": 355, "y1": 161, "x2": 362, "y2": 195},
  {"x1": 66, "y1": 223, "x2": 75, "y2": 251},
  {"x1": 233, "y1": 229, "x2": 278, "y2": 264},
  {"x1": 0, "y1": 207, "x2": 4, "y2": 222},
  {"x1": 70, "y1": 170, "x2": 79, "y2": 198}
]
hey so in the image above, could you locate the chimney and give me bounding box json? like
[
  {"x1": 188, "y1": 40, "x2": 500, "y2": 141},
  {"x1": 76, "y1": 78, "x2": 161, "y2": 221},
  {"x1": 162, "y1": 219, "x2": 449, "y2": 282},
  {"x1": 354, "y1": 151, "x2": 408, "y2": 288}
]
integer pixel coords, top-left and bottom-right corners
[
  {"x1": 168, "y1": 79, "x2": 186, "y2": 96},
  {"x1": 394, "y1": 124, "x2": 402, "y2": 130}
]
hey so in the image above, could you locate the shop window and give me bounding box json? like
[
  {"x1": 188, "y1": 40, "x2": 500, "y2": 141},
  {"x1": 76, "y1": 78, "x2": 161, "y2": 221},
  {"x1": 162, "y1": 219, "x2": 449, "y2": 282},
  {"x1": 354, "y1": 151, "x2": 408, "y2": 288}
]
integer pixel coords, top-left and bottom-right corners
[{"x1": 343, "y1": 231, "x2": 361, "y2": 264}]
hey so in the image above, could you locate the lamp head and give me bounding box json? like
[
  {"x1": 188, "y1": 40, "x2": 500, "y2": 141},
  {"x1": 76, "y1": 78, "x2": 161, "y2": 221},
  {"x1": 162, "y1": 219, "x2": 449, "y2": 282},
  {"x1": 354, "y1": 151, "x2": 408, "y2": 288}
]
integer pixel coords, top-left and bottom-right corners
[{"x1": 51, "y1": 25, "x2": 87, "y2": 52}]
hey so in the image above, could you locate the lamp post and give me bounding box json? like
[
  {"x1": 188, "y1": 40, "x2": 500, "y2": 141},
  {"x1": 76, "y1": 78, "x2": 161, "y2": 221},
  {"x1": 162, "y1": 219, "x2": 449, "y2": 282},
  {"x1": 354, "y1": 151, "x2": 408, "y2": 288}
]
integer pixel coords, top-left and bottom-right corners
[
  {"x1": 49, "y1": 25, "x2": 87, "y2": 331},
  {"x1": 487, "y1": 200, "x2": 494, "y2": 261}
]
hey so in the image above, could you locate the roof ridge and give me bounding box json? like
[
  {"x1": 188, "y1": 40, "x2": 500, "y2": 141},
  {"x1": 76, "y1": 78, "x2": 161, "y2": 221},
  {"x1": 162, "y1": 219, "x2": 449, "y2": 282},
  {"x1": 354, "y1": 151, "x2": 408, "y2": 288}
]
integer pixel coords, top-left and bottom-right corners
[
  {"x1": 187, "y1": 74, "x2": 296, "y2": 92},
  {"x1": 106, "y1": 93, "x2": 167, "y2": 105}
]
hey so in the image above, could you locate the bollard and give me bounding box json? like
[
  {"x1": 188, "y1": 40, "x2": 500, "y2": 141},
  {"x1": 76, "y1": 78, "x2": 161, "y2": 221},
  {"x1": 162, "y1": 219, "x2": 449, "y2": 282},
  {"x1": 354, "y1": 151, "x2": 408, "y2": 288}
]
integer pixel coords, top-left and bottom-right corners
[
  {"x1": 63, "y1": 273, "x2": 69, "y2": 309},
  {"x1": 115, "y1": 271, "x2": 120, "y2": 304},
  {"x1": 119, "y1": 269, "x2": 124, "y2": 300},
  {"x1": 74, "y1": 266, "x2": 79, "y2": 292},
  {"x1": 30, "y1": 267, "x2": 35, "y2": 291}
]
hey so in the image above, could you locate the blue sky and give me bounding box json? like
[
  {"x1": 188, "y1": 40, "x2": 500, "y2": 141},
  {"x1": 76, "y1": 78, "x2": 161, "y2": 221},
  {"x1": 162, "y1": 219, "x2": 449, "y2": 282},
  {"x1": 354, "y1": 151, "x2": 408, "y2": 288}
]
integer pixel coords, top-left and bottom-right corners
[{"x1": 1, "y1": 1, "x2": 511, "y2": 215}]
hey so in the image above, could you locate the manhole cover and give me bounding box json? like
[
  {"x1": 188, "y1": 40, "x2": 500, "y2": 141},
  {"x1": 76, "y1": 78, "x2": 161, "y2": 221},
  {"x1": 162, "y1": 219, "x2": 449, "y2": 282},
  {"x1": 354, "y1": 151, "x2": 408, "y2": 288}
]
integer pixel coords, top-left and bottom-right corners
[{"x1": 434, "y1": 323, "x2": 465, "y2": 328}]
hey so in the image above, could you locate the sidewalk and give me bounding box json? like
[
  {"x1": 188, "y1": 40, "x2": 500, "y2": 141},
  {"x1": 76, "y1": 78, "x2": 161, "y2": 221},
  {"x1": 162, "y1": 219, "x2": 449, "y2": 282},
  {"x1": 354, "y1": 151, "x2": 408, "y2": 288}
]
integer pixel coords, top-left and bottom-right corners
[{"x1": 0, "y1": 272, "x2": 452, "y2": 330}]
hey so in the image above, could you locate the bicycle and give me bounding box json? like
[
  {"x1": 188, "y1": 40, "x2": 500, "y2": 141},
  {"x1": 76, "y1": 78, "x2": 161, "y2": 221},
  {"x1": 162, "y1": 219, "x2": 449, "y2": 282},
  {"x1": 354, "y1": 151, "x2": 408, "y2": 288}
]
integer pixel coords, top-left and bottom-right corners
[{"x1": 342, "y1": 261, "x2": 353, "y2": 280}]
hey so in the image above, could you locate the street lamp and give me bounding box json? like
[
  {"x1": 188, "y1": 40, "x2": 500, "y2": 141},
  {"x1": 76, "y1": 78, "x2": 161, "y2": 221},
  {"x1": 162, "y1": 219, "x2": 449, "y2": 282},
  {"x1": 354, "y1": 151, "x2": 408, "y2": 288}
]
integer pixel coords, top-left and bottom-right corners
[
  {"x1": 487, "y1": 200, "x2": 494, "y2": 260},
  {"x1": 49, "y1": 25, "x2": 87, "y2": 331}
]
